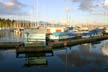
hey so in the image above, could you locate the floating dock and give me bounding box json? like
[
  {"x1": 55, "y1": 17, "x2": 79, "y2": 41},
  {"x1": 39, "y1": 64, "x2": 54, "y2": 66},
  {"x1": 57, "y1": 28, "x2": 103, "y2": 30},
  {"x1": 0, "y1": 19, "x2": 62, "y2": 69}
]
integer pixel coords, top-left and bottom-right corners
[
  {"x1": 16, "y1": 46, "x2": 53, "y2": 58},
  {"x1": 0, "y1": 35, "x2": 108, "y2": 49},
  {"x1": 0, "y1": 42, "x2": 23, "y2": 49},
  {"x1": 16, "y1": 46, "x2": 53, "y2": 53},
  {"x1": 48, "y1": 35, "x2": 108, "y2": 48}
]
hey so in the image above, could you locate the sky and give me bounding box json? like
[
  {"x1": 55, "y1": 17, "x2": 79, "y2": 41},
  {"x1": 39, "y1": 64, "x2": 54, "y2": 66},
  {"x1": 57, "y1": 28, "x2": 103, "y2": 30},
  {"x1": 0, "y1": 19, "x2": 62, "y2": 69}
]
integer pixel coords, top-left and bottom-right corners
[{"x1": 0, "y1": 0, "x2": 108, "y2": 25}]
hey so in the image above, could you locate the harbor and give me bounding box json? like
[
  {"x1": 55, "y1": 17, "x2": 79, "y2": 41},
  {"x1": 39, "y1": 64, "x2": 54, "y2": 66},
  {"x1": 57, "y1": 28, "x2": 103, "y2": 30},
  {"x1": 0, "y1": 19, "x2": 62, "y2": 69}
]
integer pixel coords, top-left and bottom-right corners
[
  {"x1": 0, "y1": 0, "x2": 108, "y2": 72},
  {"x1": 0, "y1": 20, "x2": 108, "y2": 72},
  {"x1": 0, "y1": 27, "x2": 108, "y2": 49}
]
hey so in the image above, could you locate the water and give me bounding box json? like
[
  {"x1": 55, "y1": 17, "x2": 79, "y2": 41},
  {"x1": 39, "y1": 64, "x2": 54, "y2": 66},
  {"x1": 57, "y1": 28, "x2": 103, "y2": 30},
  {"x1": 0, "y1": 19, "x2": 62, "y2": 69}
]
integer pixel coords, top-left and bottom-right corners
[
  {"x1": 1, "y1": 29, "x2": 108, "y2": 72},
  {"x1": 0, "y1": 29, "x2": 24, "y2": 42},
  {"x1": 0, "y1": 40, "x2": 108, "y2": 72}
]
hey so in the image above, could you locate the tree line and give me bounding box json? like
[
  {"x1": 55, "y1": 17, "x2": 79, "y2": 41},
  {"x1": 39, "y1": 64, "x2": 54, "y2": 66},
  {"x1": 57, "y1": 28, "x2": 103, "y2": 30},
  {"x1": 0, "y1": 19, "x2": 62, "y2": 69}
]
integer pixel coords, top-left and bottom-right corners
[
  {"x1": 0, "y1": 18, "x2": 15, "y2": 28},
  {"x1": 0, "y1": 18, "x2": 35, "y2": 28}
]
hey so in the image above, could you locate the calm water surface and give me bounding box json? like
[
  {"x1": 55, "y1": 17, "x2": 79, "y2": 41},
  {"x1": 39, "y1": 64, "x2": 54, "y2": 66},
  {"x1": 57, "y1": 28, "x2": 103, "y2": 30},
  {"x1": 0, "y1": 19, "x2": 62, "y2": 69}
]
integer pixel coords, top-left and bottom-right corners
[
  {"x1": 1, "y1": 30, "x2": 108, "y2": 72},
  {"x1": 0, "y1": 40, "x2": 108, "y2": 72}
]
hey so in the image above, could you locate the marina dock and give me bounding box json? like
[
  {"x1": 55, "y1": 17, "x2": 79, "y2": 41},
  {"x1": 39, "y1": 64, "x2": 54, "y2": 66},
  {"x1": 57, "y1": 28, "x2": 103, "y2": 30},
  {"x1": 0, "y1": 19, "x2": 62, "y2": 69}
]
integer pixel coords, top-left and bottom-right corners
[
  {"x1": 0, "y1": 35, "x2": 108, "y2": 49},
  {"x1": 0, "y1": 42, "x2": 23, "y2": 49},
  {"x1": 16, "y1": 46, "x2": 53, "y2": 58},
  {"x1": 49, "y1": 35, "x2": 108, "y2": 48},
  {"x1": 16, "y1": 46, "x2": 52, "y2": 53}
]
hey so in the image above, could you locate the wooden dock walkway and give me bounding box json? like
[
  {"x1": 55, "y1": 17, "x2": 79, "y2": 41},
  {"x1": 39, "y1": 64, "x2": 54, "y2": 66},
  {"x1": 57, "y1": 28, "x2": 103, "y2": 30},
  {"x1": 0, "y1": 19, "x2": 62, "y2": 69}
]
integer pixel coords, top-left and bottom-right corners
[
  {"x1": 49, "y1": 35, "x2": 108, "y2": 48},
  {"x1": 16, "y1": 46, "x2": 53, "y2": 53},
  {"x1": 0, "y1": 42, "x2": 23, "y2": 49},
  {"x1": 0, "y1": 35, "x2": 108, "y2": 49}
]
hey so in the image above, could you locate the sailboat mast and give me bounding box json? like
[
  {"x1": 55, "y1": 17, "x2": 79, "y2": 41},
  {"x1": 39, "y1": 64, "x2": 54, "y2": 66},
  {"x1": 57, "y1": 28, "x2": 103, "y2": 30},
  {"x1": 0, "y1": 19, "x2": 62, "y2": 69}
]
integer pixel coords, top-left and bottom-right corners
[
  {"x1": 34, "y1": 0, "x2": 38, "y2": 27},
  {"x1": 66, "y1": 0, "x2": 70, "y2": 27}
]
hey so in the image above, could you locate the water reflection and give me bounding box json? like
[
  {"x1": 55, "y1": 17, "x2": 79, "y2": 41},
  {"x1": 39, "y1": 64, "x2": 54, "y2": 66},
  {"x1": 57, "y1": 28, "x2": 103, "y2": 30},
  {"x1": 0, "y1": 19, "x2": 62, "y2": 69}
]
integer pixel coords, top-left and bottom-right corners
[
  {"x1": 16, "y1": 49, "x2": 53, "y2": 67},
  {"x1": 1, "y1": 40, "x2": 108, "y2": 72},
  {"x1": 57, "y1": 40, "x2": 108, "y2": 72},
  {"x1": 102, "y1": 40, "x2": 108, "y2": 56},
  {"x1": 0, "y1": 29, "x2": 24, "y2": 42},
  {"x1": 0, "y1": 52, "x2": 4, "y2": 61}
]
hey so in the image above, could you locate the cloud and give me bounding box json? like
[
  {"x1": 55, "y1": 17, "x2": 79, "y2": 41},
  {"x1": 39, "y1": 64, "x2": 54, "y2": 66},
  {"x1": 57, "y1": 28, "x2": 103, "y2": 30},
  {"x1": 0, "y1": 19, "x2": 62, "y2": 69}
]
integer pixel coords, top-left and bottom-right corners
[
  {"x1": 103, "y1": 0, "x2": 108, "y2": 9},
  {"x1": 72, "y1": 0, "x2": 81, "y2": 2},
  {"x1": 91, "y1": 12, "x2": 108, "y2": 16},
  {"x1": 72, "y1": 0, "x2": 98, "y2": 11},
  {"x1": 0, "y1": 0, "x2": 26, "y2": 15},
  {"x1": 72, "y1": 0, "x2": 107, "y2": 11},
  {"x1": 104, "y1": 0, "x2": 108, "y2": 6},
  {"x1": 79, "y1": 0, "x2": 95, "y2": 11}
]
